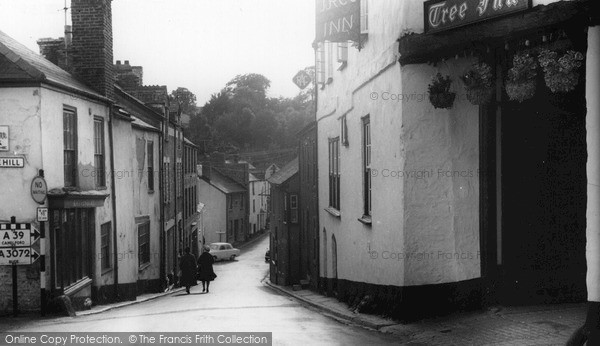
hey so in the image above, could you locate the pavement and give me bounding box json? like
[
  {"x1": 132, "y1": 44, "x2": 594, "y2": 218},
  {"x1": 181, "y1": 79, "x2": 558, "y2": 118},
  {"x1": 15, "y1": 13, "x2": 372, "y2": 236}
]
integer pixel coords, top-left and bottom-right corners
[
  {"x1": 263, "y1": 280, "x2": 587, "y2": 345},
  {"x1": 2, "y1": 230, "x2": 587, "y2": 345}
]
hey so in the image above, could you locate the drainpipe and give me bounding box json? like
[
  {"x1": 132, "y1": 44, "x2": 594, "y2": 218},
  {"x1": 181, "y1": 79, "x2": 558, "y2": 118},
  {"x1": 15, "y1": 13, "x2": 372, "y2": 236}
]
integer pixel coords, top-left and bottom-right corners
[
  {"x1": 108, "y1": 107, "x2": 119, "y2": 300},
  {"x1": 159, "y1": 118, "x2": 165, "y2": 288}
]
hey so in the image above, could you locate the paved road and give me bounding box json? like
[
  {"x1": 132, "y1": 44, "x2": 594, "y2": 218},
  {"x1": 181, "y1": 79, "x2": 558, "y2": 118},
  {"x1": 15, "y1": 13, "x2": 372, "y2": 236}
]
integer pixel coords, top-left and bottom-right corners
[{"x1": 4, "y1": 236, "x2": 399, "y2": 345}]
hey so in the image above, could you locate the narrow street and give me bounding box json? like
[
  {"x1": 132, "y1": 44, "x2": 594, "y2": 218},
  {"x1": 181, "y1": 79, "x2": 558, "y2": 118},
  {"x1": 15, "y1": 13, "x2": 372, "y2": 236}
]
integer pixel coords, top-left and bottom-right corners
[{"x1": 4, "y1": 236, "x2": 399, "y2": 345}]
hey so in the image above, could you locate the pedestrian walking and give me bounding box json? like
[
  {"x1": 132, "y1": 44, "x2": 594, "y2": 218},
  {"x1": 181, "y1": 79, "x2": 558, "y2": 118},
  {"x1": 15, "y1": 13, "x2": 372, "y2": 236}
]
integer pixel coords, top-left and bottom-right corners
[
  {"x1": 179, "y1": 247, "x2": 197, "y2": 294},
  {"x1": 197, "y1": 245, "x2": 216, "y2": 293}
]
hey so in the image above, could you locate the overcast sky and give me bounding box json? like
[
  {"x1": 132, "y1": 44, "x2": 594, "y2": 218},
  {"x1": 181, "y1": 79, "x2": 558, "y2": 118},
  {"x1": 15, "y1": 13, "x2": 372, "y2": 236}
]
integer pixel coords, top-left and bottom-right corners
[{"x1": 0, "y1": 0, "x2": 315, "y2": 105}]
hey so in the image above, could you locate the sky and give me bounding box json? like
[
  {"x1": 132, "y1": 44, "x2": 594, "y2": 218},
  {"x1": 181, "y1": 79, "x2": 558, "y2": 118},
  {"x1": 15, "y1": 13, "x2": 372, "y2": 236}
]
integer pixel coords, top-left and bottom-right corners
[{"x1": 0, "y1": 0, "x2": 316, "y2": 105}]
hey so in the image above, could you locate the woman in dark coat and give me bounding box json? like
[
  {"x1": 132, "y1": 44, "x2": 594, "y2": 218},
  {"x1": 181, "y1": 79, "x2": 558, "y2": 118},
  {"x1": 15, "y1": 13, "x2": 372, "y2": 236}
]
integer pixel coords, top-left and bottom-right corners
[
  {"x1": 197, "y1": 245, "x2": 216, "y2": 293},
  {"x1": 179, "y1": 247, "x2": 197, "y2": 294}
]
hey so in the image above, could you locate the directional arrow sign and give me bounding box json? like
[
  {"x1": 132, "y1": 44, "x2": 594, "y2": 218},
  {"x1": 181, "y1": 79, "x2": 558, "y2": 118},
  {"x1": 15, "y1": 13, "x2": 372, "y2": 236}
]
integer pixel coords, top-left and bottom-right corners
[
  {"x1": 0, "y1": 247, "x2": 39, "y2": 265},
  {"x1": 0, "y1": 226, "x2": 40, "y2": 247}
]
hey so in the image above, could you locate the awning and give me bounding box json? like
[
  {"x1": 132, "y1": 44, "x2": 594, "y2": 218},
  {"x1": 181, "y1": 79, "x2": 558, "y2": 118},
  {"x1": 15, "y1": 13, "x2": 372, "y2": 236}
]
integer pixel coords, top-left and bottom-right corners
[{"x1": 398, "y1": 0, "x2": 598, "y2": 65}]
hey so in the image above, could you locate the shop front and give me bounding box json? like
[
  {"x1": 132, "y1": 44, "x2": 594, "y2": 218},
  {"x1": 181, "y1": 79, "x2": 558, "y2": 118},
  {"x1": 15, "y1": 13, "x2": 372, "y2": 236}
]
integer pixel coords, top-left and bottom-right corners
[
  {"x1": 48, "y1": 192, "x2": 109, "y2": 309},
  {"x1": 400, "y1": 0, "x2": 598, "y2": 305}
]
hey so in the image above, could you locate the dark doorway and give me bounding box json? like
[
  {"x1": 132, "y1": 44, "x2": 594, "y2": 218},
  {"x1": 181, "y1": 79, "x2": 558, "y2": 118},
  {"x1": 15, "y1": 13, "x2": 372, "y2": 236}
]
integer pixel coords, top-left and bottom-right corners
[{"x1": 497, "y1": 56, "x2": 587, "y2": 304}]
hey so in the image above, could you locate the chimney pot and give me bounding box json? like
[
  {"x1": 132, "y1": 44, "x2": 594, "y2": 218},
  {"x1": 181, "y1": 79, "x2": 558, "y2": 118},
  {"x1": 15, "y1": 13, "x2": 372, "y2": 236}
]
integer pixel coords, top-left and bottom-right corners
[
  {"x1": 116, "y1": 60, "x2": 121, "y2": 65},
  {"x1": 125, "y1": 60, "x2": 130, "y2": 65}
]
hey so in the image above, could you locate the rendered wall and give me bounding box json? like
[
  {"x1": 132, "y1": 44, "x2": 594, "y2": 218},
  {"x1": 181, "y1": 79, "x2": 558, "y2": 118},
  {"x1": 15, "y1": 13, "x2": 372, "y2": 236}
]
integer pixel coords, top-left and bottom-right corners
[
  {"x1": 197, "y1": 180, "x2": 226, "y2": 245},
  {"x1": 586, "y1": 26, "x2": 600, "y2": 302},
  {"x1": 0, "y1": 86, "x2": 112, "y2": 311},
  {"x1": 402, "y1": 61, "x2": 480, "y2": 286},
  {"x1": 317, "y1": 0, "x2": 480, "y2": 289},
  {"x1": 0, "y1": 87, "x2": 44, "y2": 312},
  {"x1": 133, "y1": 128, "x2": 161, "y2": 286}
]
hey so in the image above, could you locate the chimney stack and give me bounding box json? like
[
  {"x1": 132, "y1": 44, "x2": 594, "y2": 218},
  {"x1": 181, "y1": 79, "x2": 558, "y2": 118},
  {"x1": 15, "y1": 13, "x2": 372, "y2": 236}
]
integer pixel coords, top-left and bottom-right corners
[{"x1": 70, "y1": 0, "x2": 115, "y2": 100}]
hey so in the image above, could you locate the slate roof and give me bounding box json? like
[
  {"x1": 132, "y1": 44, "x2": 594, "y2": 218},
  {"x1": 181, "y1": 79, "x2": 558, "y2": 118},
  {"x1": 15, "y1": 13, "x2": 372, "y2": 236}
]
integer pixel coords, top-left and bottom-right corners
[
  {"x1": 207, "y1": 169, "x2": 246, "y2": 194},
  {"x1": 267, "y1": 157, "x2": 298, "y2": 185},
  {"x1": 0, "y1": 29, "x2": 107, "y2": 101},
  {"x1": 131, "y1": 115, "x2": 160, "y2": 132}
]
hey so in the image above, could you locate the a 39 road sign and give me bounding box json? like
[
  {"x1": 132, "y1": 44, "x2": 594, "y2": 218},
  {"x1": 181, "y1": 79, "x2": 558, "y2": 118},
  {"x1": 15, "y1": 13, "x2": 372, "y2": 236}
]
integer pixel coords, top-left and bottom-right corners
[{"x1": 0, "y1": 223, "x2": 40, "y2": 247}]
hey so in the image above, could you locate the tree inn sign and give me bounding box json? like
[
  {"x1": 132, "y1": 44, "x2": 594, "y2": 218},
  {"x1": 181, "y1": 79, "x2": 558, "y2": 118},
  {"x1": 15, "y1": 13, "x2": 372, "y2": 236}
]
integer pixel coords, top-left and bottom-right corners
[
  {"x1": 315, "y1": 0, "x2": 360, "y2": 43},
  {"x1": 425, "y1": 0, "x2": 531, "y2": 33}
]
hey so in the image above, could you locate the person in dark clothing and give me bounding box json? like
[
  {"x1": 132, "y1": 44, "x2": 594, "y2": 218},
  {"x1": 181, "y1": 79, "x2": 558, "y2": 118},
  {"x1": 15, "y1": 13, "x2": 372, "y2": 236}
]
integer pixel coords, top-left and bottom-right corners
[
  {"x1": 179, "y1": 247, "x2": 197, "y2": 294},
  {"x1": 197, "y1": 245, "x2": 216, "y2": 293}
]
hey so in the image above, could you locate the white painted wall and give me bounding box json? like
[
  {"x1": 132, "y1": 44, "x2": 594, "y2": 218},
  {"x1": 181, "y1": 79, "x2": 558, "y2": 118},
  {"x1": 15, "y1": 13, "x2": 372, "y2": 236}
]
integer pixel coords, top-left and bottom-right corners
[
  {"x1": 0, "y1": 85, "x2": 112, "y2": 310},
  {"x1": 249, "y1": 179, "x2": 268, "y2": 234},
  {"x1": 132, "y1": 127, "x2": 161, "y2": 283},
  {"x1": 318, "y1": 0, "x2": 479, "y2": 287},
  {"x1": 402, "y1": 60, "x2": 480, "y2": 285},
  {"x1": 198, "y1": 180, "x2": 226, "y2": 245},
  {"x1": 586, "y1": 26, "x2": 600, "y2": 302}
]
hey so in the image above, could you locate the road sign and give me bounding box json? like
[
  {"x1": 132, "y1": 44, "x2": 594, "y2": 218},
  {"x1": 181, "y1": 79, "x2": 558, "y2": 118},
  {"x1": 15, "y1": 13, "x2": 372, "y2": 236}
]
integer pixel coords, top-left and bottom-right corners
[
  {"x1": 0, "y1": 247, "x2": 39, "y2": 265},
  {"x1": 37, "y1": 207, "x2": 48, "y2": 222},
  {"x1": 0, "y1": 126, "x2": 8, "y2": 151},
  {"x1": 0, "y1": 157, "x2": 23, "y2": 168},
  {"x1": 292, "y1": 70, "x2": 312, "y2": 90},
  {"x1": 0, "y1": 223, "x2": 40, "y2": 247},
  {"x1": 31, "y1": 176, "x2": 47, "y2": 204}
]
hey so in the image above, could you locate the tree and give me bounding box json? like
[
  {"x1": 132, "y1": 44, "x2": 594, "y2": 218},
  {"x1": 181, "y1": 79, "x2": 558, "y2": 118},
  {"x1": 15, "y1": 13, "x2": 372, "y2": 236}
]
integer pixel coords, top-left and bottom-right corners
[
  {"x1": 192, "y1": 72, "x2": 314, "y2": 153},
  {"x1": 170, "y1": 87, "x2": 198, "y2": 115}
]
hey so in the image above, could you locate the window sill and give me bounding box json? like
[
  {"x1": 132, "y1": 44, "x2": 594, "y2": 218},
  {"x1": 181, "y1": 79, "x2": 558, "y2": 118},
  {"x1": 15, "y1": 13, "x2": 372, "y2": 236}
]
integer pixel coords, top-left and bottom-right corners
[
  {"x1": 96, "y1": 186, "x2": 108, "y2": 191},
  {"x1": 148, "y1": 190, "x2": 155, "y2": 194},
  {"x1": 63, "y1": 277, "x2": 92, "y2": 296},
  {"x1": 138, "y1": 262, "x2": 151, "y2": 272},
  {"x1": 324, "y1": 207, "x2": 341, "y2": 218},
  {"x1": 358, "y1": 215, "x2": 372, "y2": 225},
  {"x1": 101, "y1": 267, "x2": 113, "y2": 276}
]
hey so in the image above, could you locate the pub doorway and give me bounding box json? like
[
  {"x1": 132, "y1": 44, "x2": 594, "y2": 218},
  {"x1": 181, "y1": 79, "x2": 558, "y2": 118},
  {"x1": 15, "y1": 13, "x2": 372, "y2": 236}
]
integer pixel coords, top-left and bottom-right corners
[{"x1": 483, "y1": 31, "x2": 588, "y2": 305}]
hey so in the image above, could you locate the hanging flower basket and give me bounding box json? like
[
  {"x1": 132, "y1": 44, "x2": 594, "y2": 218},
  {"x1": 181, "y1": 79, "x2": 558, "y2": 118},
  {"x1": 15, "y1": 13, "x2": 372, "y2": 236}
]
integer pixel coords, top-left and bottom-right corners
[
  {"x1": 505, "y1": 53, "x2": 538, "y2": 102},
  {"x1": 506, "y1": 80, "x2": 536, "y2": 103},
  {"x1": 461, "y1": 63, "x2": 494, "y2": 105},
  {"x1": 428, "y1": 73, "x2": 456, "y2": 109},
  {"x1": 538, "y1": 49, "x2": 584, "y2": 93}
]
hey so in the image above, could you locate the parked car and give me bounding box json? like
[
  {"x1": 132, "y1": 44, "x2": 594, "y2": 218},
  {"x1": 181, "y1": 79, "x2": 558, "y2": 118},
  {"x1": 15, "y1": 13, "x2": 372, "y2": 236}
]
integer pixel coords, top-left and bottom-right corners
[
  {"x1": 209, "y1": 242, "x2": 240, "y2": 261},
  {"x1": 265, "y1": 249, "x2": 270, "y2": 263}
]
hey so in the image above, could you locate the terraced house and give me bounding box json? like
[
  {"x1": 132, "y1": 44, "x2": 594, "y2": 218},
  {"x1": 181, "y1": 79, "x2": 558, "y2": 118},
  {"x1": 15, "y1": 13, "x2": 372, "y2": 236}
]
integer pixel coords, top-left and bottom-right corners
[{"x1": 0, "y1": 0, "x2": 199, "y2": 314}]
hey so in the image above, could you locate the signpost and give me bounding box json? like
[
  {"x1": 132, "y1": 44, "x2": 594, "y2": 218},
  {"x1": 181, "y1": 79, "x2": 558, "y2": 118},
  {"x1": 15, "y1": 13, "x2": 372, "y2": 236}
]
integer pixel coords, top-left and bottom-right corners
[
  {"x1": 0, "y1": 224, "x2": 40, "y2": 248},
  {"x1": 1, "y1": 218, "x2": 42, "y2": 316},
  {"x1": 31, "y1": 175, "x2": 48, "y2": 204},
  {"x1": 37, "y1": 207, "x2": 48, "y2": 222},
  {"x1": 0, "y1": 247, "x2": 40, "y2": 265},
  {"x1": 293, "y1": 70, "x2": 312, "y2": 90}
]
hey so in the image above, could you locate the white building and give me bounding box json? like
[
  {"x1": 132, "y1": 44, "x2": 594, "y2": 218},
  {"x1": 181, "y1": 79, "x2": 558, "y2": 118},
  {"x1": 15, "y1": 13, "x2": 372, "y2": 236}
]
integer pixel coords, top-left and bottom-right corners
[
  {"x1": 249, "y1": 173, "x2": 269, "y2": 235},
  {"x1": 316, "y1": 0, "x2": 599, "y2": 320}
]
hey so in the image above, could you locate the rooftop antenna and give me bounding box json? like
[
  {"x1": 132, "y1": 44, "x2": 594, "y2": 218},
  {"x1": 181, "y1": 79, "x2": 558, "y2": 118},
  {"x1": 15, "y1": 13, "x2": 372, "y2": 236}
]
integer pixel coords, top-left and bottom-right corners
[{"x1": 63, "y1": 0, "x2": 71, "y2": 67}]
